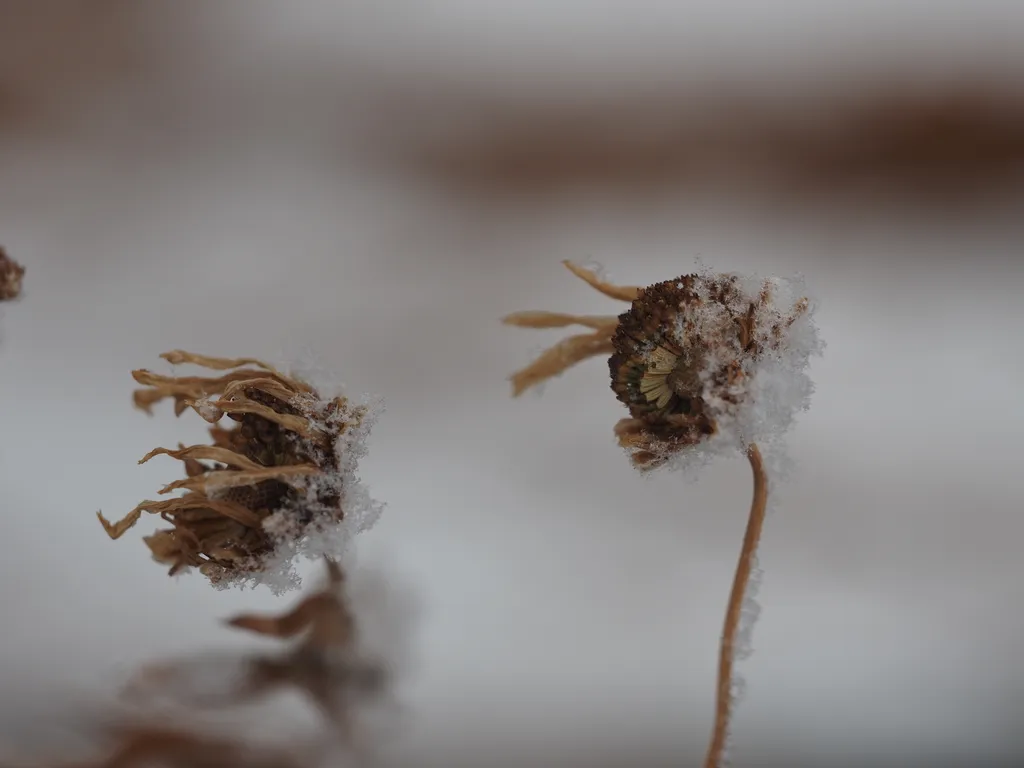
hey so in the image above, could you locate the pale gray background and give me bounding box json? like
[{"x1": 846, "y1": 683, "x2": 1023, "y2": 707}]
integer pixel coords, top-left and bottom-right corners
[{"x1": 1, "y1": 2, "x2": 1022, "y2": 767}]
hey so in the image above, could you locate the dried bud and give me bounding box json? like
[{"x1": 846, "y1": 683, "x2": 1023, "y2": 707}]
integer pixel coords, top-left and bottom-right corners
[
  {"x1": 0, "y1": 247, "x2": 25, "y2": 301},
  {"x1": 97, "y1": 352, "x2": 383, "y2": 592}
]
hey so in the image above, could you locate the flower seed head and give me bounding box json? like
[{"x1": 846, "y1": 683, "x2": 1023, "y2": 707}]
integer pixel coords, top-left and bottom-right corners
[
  {"x1": 504, "y1": 262, "x2": 823, "y2": 472},
  {"x1": 610, "y1": 272, "x2": 817, "y2": 469}
]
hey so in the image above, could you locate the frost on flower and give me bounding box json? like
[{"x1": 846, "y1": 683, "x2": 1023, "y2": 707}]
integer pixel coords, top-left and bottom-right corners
[
  {"x1": 96, "y1": 351, "x2": 383, "y2": 593},
  {"x1": 503, "y1": 261, "x2": 823, "y2": 472},
  {"x1": 609, "y1": 271, "x2": 822, "y2": 471}
]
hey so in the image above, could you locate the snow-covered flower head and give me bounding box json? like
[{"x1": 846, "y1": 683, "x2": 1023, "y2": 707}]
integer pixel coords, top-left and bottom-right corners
[
  {"x1": 503, "y1": 262, "x2": 822, "y2": 471},
  {"x1": 609, "y1": 271, "x2": 820, "y2": 470},
  {"x1": 97, "y1": 351, "x2": 383, "y2": 593}
]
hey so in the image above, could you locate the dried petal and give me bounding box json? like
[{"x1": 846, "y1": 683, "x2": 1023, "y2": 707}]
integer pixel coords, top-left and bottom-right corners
[
  {"x1": 139, "y1": 445, "x2": 264, "y2": 472},
  {"x1": 502, "y1": 311, "x2": 619, "y2": 331},
  {"x1": 560, "y1": 260, "x2": 641, "y2": 302}
]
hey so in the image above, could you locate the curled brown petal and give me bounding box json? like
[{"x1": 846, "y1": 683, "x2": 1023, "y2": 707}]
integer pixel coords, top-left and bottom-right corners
[
  {"x1": 501, "y1": 311, "x2": 620, "y2": 331},
  {"x1": 158, "y1": 464, "x2": 318, "y2": 495},
  {"x1": 509, "y1": 331, "x2": 616, "y2": 396},
  {"x1": 561, "y1": 260, "x2": 641, "y2": 302},
  {"x1": 139, "y1": 444, "x2": 264, "y2": 472}
]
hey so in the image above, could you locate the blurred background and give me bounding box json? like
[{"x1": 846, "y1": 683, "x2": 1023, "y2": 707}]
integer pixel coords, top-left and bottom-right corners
[{"x1": 1, "y1": 1, "x2": 1022, "y2": 766}]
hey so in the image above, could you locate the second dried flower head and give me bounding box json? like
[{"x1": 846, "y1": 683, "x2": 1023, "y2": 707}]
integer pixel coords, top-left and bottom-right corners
[{"x1": 97, "y1": 351, "x2": 383, "y2": 593}]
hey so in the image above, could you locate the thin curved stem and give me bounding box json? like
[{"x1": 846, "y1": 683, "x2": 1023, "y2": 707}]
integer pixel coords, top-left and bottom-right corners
[{"x1": 704, "y1": 443, "x2": 768, "y2": 768}]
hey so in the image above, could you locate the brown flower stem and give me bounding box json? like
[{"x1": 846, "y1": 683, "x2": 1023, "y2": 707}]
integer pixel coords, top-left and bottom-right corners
[{"x1": 704, "y1": 443, "x2": 768, "y2": 768}]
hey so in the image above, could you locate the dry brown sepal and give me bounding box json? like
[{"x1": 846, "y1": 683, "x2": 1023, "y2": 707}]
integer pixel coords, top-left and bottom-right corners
[
  {"x1": 127, "y1": 558, "x2": 387, "y2": 743},
  {"x1": 0, "y1": 247, "x2": 25, "y2": 301},
  {"x1": 97, "y1": 351, "x2": 368, "y2": 585}
]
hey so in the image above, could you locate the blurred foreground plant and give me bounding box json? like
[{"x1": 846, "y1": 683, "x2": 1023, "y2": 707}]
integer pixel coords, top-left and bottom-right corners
[
  {"x1": 0, "y1": 247, "x2": 24, "y2": 301},
  {"x1": 3, "y1": 724, "x2": 310, "y2": 768},
  {"x1": 127, "y1": 557, "x2": 390, "y2": 742},
  {"x1": 504, "y1": 261, "x2": 823, "y2": 767},
  {"x1": 97, "y1": 351, "x2": 382, "y2": 593},
  {"x1": 1, "y1": 559, "x2": 391, "y2": 768}
]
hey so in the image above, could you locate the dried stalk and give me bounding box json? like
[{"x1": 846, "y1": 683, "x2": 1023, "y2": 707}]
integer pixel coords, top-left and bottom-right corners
[{"x1": 704, "y1": 443, "x2": 768, "y2": 768}]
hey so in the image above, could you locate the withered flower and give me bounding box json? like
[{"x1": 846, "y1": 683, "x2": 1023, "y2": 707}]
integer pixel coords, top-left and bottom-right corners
[
  {"x1": 504, "y1": 261, "x2": 817, "y2": 470},
  {"x1": 126, "y1": 558, "x2": 389, "y2": 748},
  {"x1": 0, "y1": 247, "x2": 25, "y2": 301},
  {"x1": 97, "y1": 351, "x2": 382, "y2": 592},
  {"x1": 504, "y1": 261, "x2": 822, "y2": 768}
]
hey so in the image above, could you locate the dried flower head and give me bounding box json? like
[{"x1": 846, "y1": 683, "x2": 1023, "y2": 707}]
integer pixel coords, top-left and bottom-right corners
[
  {"x1": 504, "y1": 261, "x2": 821, "y2": 470},
  {"x1": 97, "y1": 351, "x2": 382, "y2": 592},
  {"x1": 0, "y1": 247, "x2": 25, "y2": 301}
]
